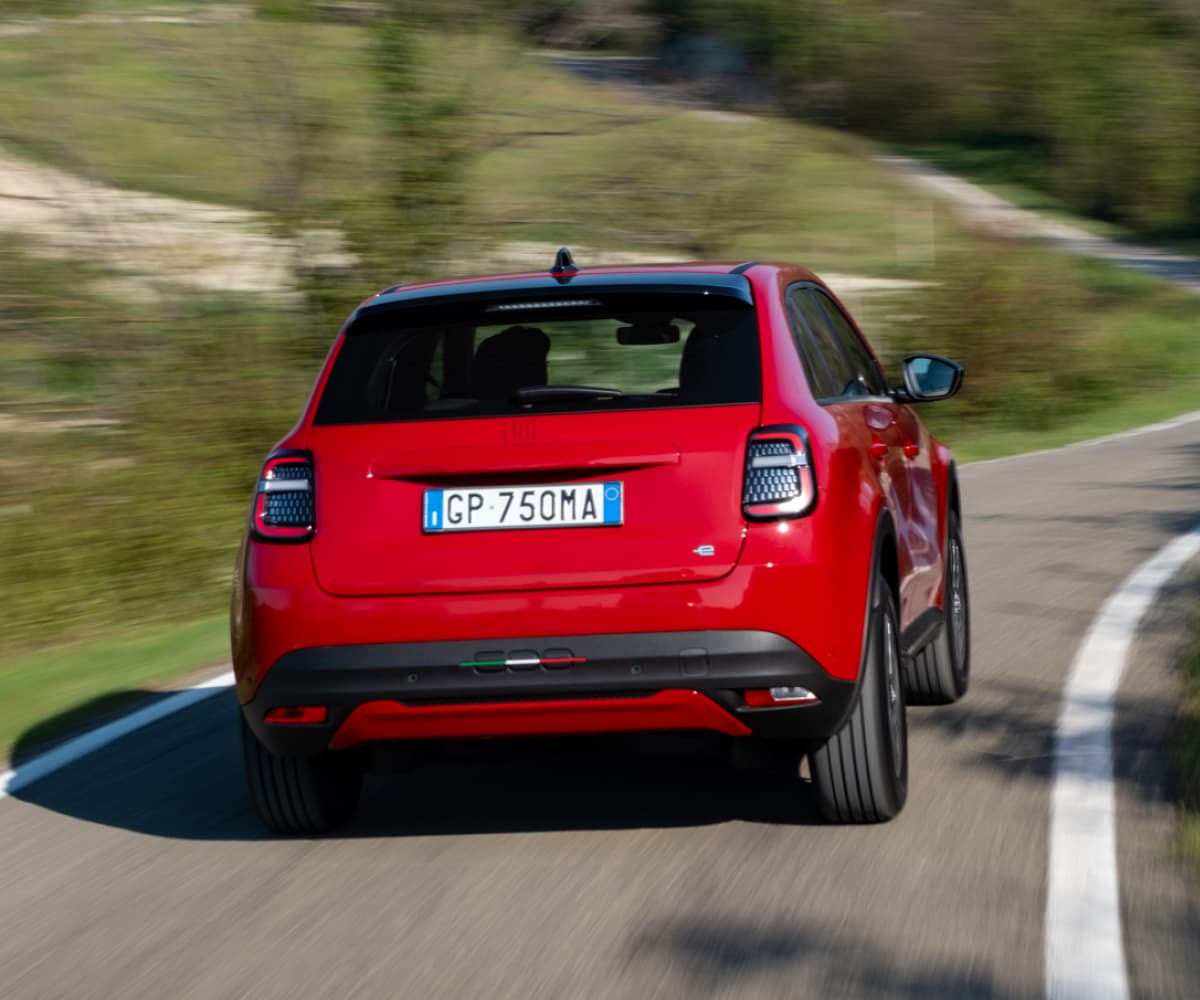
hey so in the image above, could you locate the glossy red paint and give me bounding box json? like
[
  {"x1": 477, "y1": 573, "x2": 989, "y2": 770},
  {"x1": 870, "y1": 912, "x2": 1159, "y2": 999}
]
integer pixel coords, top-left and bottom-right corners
[
  {"x1": 231, "y1": 259, "x2": 959, "y2": 743},
  {"x1": 327, "y1": 690, "x2": 752, "y2": 749},
  {"x1": 308, "y1": 406, "x2": 757, "y2": 598},
  {"x1": 231, "y1": 492, "x2": 868, "y2": 706},
  {"x1": 748, "y1": 264, "x2": 950, "y2": 630}
]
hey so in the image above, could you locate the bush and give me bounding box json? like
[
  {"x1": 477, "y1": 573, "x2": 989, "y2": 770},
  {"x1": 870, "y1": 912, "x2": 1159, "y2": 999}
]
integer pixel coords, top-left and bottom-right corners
[
  {"x1": 645, "y1": 0, "x2": 1200, "y2": 233},
  {"x1": 898, "y1": 241, "x2": 1114, "y2": 431}
]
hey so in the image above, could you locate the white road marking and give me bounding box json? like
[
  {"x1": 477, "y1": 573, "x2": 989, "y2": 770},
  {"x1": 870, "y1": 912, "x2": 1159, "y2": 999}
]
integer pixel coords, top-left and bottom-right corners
[
  {"x1": 1045, "y1": 525, "x2": 1200, "y2": 1000},
  {"x1": 0, "y1": 669, "x2": 233, "y2": 801}
]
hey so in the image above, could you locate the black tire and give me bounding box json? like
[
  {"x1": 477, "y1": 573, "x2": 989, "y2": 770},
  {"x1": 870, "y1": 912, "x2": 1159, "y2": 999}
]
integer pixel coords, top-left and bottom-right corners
[
  {"x1": 904, "y1": 509, "x2": 970, "y2": 705},
  {"x1": 810, "y1": 573, "x2": 907, "y2": 823},
  {"x1": 240, "y1": 715, "x2": 363, "y2": 835}
]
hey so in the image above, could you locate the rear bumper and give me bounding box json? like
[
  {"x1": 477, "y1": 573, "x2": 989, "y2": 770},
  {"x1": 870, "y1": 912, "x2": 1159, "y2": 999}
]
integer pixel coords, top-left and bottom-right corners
[
  {"x1": 233, "y1": 506, "x2": 878, "y2": 711},
  {"x1": 243, "y1": 629, "x2": 857, "y2": 756}
]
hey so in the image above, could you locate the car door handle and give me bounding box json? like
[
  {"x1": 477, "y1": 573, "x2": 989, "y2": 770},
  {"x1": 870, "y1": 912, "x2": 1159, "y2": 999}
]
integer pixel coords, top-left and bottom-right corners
[{"x1": 903, "y1": 442, "x2": 920, "y2": 459}]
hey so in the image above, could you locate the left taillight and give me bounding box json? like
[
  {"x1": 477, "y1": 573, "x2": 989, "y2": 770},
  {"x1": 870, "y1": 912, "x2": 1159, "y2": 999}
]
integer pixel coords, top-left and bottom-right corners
[{"x1": 252, "y1": 451, "x2": 315, "y2": 542}]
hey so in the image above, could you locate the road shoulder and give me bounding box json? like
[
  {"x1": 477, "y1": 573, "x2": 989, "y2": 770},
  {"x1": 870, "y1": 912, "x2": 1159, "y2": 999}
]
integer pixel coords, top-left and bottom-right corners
[{"x1": 1116, "y1": 562, "x2": 1200, "y2": 998}]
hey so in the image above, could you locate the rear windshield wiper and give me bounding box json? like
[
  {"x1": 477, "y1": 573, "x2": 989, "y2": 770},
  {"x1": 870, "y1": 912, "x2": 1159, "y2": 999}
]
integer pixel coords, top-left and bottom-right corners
[{"x1": 513, "y1": 385, "x2": 627, "y2": 404}]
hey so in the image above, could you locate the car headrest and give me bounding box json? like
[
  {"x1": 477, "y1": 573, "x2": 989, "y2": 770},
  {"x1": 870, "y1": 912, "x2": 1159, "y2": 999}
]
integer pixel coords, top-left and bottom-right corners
[
  {"x1": 678, "y1": 323, "x2": 757, "y2": 404},
  {"x1": 469, "y1": 325, "x2": 551, "y2": 400}
]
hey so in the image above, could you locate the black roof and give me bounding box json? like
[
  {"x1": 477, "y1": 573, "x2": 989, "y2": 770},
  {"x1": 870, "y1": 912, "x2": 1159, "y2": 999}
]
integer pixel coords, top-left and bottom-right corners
[{"x1": 356, "y1": 271, "x2": 755, "y2": 321}]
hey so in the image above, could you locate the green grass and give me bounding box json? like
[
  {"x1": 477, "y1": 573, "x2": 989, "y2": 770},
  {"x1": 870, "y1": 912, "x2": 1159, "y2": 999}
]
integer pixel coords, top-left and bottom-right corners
[
  {"x1": 941, "y1": 387, "x2": 1200, "y2": 463},
  {"x1": 907, "y1": 252, "x2": 1200, "y2": 463},
  {"x1": 466, "y1": 90, "x2": 919, "y2": 275},
  {"x1": 0, "y1": 19, "x2": 379, "y2": 210},
  {"x1": 0, "y1": 615, "x2": 229, "y2": 766},
  {"x1": 0, "y1": 18, "x2": 927, "y2": 275}
]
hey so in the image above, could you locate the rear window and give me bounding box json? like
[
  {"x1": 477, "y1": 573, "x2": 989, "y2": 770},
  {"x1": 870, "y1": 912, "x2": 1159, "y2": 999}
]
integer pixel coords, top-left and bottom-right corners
[{"x1": 314, "y1": 292, "x2": 760, "y2": 425}]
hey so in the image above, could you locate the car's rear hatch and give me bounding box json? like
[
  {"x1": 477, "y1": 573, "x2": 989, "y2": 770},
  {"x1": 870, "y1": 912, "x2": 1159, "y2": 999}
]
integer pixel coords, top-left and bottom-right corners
[{"x1": 306, "y1": 274, "x2": 762, "y2": 598}]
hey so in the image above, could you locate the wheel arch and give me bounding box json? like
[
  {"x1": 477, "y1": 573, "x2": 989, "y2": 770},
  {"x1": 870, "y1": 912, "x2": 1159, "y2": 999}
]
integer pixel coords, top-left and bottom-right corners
[
  {"x1": 805, "y1": 505, "x2": 898, "y2": 740},
  {"x1": 873, "y1": 507, "x2": 900, "y2": 610},
  {"x1": 947, "y1": 460, "x2": 961, "y2": 522},
  {"x1": 856, "y1": 507, "x2": 899, "y2": 682}
]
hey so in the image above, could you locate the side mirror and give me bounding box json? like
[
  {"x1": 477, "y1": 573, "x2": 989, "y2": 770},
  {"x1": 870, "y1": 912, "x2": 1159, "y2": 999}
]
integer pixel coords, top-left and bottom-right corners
[{"x1": 897, "y1": 354, "x2": 963, "y2": 402}]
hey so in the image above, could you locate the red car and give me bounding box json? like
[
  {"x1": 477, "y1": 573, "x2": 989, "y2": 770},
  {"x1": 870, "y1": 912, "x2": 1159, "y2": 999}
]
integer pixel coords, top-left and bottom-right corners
[{"x1": 231, "y1": 250, "x2": 969, "y2": 834}]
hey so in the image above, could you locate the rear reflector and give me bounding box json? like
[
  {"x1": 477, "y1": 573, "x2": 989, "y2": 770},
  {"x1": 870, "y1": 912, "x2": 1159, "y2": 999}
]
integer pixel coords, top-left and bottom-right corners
[
  {"x1": 743, "y1": 426, "x2": 816, "y2": 520},
  {"x1": 264, "y1": 705, "x2": 328, "y2": 724},
  {"x1": 328, "y1": 690, "x2": 751, "y2": 748},
  {"x1": 252, "y1": 451, "x2": 315, "y2": 541},
  {"x1": 744, "y1": 687, "x2": 820, "y2": 707}
]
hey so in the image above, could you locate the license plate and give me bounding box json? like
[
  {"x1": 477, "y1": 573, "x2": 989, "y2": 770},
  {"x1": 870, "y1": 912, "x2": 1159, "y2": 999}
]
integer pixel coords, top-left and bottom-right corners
[{"x1": 423, "y1": 482, "x2": 623, "y2": 533}]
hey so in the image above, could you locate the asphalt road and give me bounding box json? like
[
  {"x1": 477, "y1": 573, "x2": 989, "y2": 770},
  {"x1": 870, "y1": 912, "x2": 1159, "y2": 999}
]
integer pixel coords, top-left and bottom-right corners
[{"x1": 2, "y1": 418, "x2": 1199, "y2": 999}]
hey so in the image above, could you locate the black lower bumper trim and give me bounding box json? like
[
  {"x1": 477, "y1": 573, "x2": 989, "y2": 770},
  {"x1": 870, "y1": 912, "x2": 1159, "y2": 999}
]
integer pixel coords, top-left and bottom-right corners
[{"x1": 245, "y1": 629, "x2": 857, "y2": 755}]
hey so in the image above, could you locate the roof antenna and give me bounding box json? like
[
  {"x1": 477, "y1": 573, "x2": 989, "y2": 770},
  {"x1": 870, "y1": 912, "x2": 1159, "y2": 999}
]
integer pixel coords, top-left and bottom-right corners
[{"x1": 551, "y1": 246, "x2": 578, "y2": 279}]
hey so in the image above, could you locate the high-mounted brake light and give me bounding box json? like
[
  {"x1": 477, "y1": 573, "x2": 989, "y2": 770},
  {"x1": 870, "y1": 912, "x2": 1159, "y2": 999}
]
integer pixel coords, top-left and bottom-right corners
[
  {"x1": 742, "y1": 425, "x2": 817, "y2": 520},
  {"x1": 252, "y1": 451, "x2": 315, "y2": 542},
  {"x1": 484, "y1": 298, "x2": 600, "y2": 312}
]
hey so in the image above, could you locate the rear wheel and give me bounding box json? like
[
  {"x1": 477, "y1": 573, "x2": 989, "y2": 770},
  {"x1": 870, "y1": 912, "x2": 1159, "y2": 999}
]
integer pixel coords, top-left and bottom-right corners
[
  {"x1": 240, "y1": 715, "x2": 363, "y2": 835},
  {"x1": 904, "y1": 509, "x2": 970, "y2": 705},
  {"x1": 810, "y1": 573, "x2": 907, "y2": 823}
]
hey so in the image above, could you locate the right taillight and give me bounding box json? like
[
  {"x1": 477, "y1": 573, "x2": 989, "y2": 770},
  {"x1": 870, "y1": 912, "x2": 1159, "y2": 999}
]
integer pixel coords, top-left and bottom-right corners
[
  {"x1": 252, "y1": 451, "x2": 315, "y2": 542},
  {"x1": 742, "y1": 425, "x2": 817, "y2": 520}
]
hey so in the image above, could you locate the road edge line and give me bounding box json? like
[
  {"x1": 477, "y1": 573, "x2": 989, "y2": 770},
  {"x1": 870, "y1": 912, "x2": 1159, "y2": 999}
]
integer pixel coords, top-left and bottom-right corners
[
  {"x1": 1045, "y1": 524, "x2": 1200, "y2": 1000},
  {"x1": 969, "y1": 410, "x2": 1200, "y2": 469},
  {"x1": 0, "y1": 668, "x2": 234, "y2": 801}
]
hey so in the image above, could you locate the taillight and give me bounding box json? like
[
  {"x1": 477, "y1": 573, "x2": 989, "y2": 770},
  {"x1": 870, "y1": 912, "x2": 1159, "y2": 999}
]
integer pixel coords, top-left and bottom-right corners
[
  {"x1": 252, "y1": 451, "x2": 315, "y2": 542},
  {"x1": 742, "y1": 425, "x2": 817, "y2": 520}
]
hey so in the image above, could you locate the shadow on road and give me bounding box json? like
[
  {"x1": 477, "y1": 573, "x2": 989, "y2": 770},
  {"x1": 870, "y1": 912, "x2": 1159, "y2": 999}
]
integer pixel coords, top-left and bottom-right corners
[
  {"x1": 917, "y1": 570, "x2": 1199, "y2": 810},
  {"x1": 972, "y1": 502, "x2": 1199, "y2": 542},
  {"x1": 10, "y1": 690, "x2": 822, "y2": 840},
  {"x1": 627, "y1": 915, "x2": 1016, "y2": 999}
]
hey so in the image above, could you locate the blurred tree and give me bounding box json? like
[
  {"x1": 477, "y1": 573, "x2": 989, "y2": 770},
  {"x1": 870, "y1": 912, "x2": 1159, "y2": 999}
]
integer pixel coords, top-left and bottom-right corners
[
  {"x1": 633, "y1": 0, "x2": 1200, "y2": 232},
  {"x1": 510, "y1": 0, "x2": 661, "y2": 51},
  {"x1": 1000, "y1": 0, "x2": 1200, "y2": 229},
  {"x1": 299, "y1": 2, "x2": 475, "y2": 332},
  {"x1": 903, "y1": 240, "x2": 1114, "y2": 431},
  {"x1": 357, "y1": 6, "x2": 468, "y2": 275}
]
